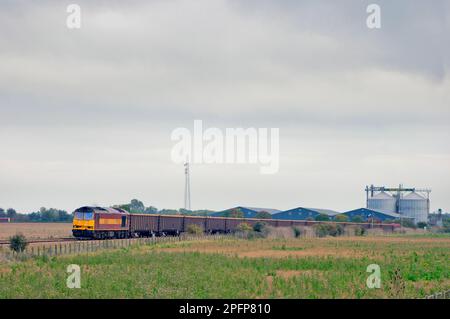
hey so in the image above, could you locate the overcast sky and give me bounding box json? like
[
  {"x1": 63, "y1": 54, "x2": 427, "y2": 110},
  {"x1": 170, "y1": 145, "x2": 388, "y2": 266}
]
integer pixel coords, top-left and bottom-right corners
[{"x1": 0, "y1": 0, "x2": 449, "y2": 214}]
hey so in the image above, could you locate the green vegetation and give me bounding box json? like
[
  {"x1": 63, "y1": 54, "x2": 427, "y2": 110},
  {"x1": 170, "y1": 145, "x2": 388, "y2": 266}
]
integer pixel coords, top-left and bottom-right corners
[
  {"x1": 351, "y1": 216, "x2": 364, "y2": 223},
  {"x1": 186, "y1": 224, "x2": 203, "y2": 235},
  {"x1": 314, "y1": 214, "x2": 330, "y2": 222},
  {"x1": 255, "y1": 211, "x2": 272, "y2": 219},
  {"x1": 236, "y1": 222, "x2": 252, "y2": 232},
  {"x1": 0, "y1": 235, "x2": 449, "y2": 298},
  {"x1": 292, "y1": 227, "x2": 301, "y2": 238},
  {"x1": 334, "y1": 215, "x2": 348, "y2": 222},
  {"x1": 0, "y1": 207, "x2": 72, "y2": 223},
  {"x1": 313, "y1": 224, "x2": 344, "y2": 237},
  {"x1": 9, "y1": 234, "x2": 28, "y2": 252},
  {"x1": 114, "y1": 199, "x2": 215, "y2": 216},
  {"x1": 222, "y1": 208, "x2": 244, "y2": 218}
]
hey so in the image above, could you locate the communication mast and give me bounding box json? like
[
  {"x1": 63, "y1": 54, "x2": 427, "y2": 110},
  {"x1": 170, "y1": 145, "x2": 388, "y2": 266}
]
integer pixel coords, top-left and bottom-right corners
[{"x1": 184, "y1": 161, "x2": 191, "y2": 210}]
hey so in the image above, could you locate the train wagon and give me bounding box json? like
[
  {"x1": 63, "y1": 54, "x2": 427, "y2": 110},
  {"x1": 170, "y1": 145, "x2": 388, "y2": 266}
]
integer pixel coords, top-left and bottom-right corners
[
  {"x1": 275, "y1": 219, "x2": 294, "y2": 227},
  {"x1": 159, "y1": 215, "x2": 184, "y2": 235},
  {"x1": 205, "y1": 217, "x2": 227, "y2": 233},
  {"x1": 225, "y1": 218, "x2": 246, "y2": 232},
  {"x1": 129, "y1": 214, "x2": 159, "y2": 237},
  {"x1": 183, "y1": 216, "x2": 207, "y2": 232}
]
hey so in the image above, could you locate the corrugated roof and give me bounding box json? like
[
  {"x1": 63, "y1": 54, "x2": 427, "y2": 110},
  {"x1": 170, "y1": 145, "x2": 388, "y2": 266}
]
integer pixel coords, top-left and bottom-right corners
[
  {"x1": 304, "y1": 207, "x2": 341, "y2": 216},
  {"x1": 370, "y1": 191, "x2": 394, "y2": 199},
  {"x1": 344, "y1": 208, "x2": 401, "y2": 218},
  {"x1": 402, "y1": 192, "x2": 426, "y2": 200},
  {"x1": 241, "y1": 207, "x2": 281, "y2": 214},
  {"x1": 277, "y1": 207, "x2": 340, "y2": 216}
]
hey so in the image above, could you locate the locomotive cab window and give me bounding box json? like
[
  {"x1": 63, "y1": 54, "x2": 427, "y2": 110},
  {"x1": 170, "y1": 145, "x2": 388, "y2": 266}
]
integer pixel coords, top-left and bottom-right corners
[
  {"x1": 75, "y1": 212, "x2": 84, "y2": 220},
  {"x1": 121, "y1": 216, "x2": 126, "y2": 227}
]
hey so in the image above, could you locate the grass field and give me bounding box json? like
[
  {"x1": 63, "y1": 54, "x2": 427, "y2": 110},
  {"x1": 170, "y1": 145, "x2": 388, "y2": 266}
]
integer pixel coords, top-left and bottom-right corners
[
  {"x1": 0, "y1": 235, "x2": 449, "y2": 298},
  {"x1": 0, "y1": 223, "x2": 72, "y2": 240}
]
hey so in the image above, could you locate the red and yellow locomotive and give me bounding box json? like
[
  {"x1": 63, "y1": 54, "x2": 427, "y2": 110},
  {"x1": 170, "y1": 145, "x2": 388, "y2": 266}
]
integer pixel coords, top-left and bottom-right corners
[{"x1": 72, "y1": 206, "x2": 129, "y2": 239}]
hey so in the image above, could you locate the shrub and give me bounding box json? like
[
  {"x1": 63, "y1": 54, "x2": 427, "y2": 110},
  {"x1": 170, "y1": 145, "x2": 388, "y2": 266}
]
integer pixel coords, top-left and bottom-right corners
[
  {"x1": 354, "y1": 226, "x2": 366, "y2": 236},
  {"x1": 315, "y1": 214, "x2": 330, "y2": 222},
  {"x1": 351, "y1": 216, "x2": 364, "y2": 223},
  {"x1": 253, "y1": 221, "x2": 267, "y2": 233},
  {"x1": 329, "y1": 224, "x2": 344, "y2": 236},
  {"x1": 224, "y1": 208, "x2": 244, "y2": 218},
  {"x1": 292, "y1": 227, "x2": 301, "y2": 238},
  {"x1": 400, "y1": 219, "x2": 416, "y2": 229},
  {"x1": 334, "y1": 215, "x2": 348, "y2": 222},
  {"x1": 186, "y1": 224, "x2": 203, "y2": 235},
  {"x1": 416, "y1": 222, "x2": 427, "y2": 229},
  {"x1": 236, "y1": 223, "x2": 252, "y2": 232},
  {"x1": 314, "y1": 224, "x2": 344, "y2": 237},
  {"x1": 255, "y1": 211, "x2": 272, "y2": 219},
  {"x1": 9, "y1": 234, "x2": 28, "y2": 253},
  {"x1": 314, "y1": 224, "x2": 329, "y2": 237}
]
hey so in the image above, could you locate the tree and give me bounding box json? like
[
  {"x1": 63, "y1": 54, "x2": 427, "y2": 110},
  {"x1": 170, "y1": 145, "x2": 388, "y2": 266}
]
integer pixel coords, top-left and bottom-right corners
[
  {"x1": 130, "y1": 199, "x2": 145, "y2": 213},
  {"x1": 115, "y1": 204, "x2": 131, "y2": 212},
  {"x1": 334, "y1": 215, "x2": 349, "y2": 222},
  {"x1": 179, "y1": 208, "x2": 193, "y2": 215},
  {"x1": 6, "y1": 208, "x2": 17, "y2": 218},
  {"x1": 0, "y1": 208, "x2": 5, "y2": 217},
  {"x1": 145, "y1": 206, "x2": 158, "y2": 214},
  {"x1": 255, "y1": 211, "x2": 272, "y2": 219},
  {"x1": 315, "y1": 214, "x2": 330, "y2": 222},
  {"x1": 225, "y1": 208, "x2": 244, "y2": 218},
  {"x1": 351, "y1": 215, "x2": 364, "y2": 223},
  {"x1": 159, "y1": 209, "x2": 179, "y2": 215}
]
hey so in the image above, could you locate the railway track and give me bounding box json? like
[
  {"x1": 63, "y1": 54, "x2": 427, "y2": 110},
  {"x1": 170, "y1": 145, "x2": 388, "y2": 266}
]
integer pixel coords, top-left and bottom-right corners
[{"x1": 0, "y1": 237, "x2": 77, "y2": 246}]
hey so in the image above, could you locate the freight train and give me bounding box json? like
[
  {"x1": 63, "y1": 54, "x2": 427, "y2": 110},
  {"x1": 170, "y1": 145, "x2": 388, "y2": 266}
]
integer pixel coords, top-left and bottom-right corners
[{"x1": 72, "y1": 206, "x2": 399, "y2": 239}]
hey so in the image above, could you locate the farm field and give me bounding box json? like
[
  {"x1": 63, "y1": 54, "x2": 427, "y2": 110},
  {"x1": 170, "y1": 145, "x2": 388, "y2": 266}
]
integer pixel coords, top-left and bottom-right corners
[
  {"x1": 0, "y1": 234, "x2": 449, "y2": 299},
  {"x1": 0, "y1": 223, "x2": 72, "y2": 240}
]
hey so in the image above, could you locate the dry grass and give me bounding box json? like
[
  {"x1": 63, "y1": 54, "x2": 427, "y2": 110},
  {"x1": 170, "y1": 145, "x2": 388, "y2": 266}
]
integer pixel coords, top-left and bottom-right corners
[
  {"x1": 153, "y1": 235, "x2": 450, "y2": 260},
  {"x1": 0, "y1": 223, "x2": 72, "y2": 240}
]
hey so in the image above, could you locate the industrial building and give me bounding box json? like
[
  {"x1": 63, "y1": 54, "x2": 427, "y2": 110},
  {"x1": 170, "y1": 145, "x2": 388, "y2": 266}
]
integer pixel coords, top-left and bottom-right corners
[
  {"x1": 272, "y1": 207, "x2": 340, "y2": 220},
  {"x1": 365, "y1": 185, "x2": 431, "y2": 224},
  {"x1": 339, "y1": 208, "x2": 402, "y2": 222},
  {"x1": 211, "y1": 206, "x2": 281, "y2": 218}
]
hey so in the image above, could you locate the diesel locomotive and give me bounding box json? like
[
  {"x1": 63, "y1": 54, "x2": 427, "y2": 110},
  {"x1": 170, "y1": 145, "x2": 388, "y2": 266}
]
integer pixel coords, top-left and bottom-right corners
[{"x1": 72, "y1": 206, "x2": 399, "y2": 239}]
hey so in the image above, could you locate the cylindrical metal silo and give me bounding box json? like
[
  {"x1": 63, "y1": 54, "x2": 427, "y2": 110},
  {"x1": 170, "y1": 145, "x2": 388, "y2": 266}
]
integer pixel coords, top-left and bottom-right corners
[
  {"x1": 399, "y1": 192, "x2": 428, "y2": 224},
  {"x1": 367, "y1": 191, "x2": 397, "y2": 214}
]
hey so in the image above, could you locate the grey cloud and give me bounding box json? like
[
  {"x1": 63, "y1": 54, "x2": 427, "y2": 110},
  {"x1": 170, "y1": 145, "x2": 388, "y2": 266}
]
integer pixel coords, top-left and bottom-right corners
[{"x1": 0, "y1": 0, "x2": 449, "y2": 213}]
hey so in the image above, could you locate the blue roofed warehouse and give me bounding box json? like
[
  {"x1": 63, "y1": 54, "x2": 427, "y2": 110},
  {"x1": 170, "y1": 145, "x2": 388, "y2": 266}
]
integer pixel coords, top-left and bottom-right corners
[
  {"x1": 272, "y1": 207, "x2": 341, "y2": 221},
  {"x1": 211, "y1": 206, "x2": 281, "y2": 218},
  {"x1": 338, "y1": 208, "x2": 402, "y2": 222}
]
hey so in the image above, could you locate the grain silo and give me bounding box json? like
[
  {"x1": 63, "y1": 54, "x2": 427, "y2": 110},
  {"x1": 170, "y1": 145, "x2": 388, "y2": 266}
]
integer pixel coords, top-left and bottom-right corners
[
  {"x1": 399, "y1": 192, "x2": 429, "y2": 224},
  {"x1": 367, "y1": 191, "x2": 397, "y2": 214}
]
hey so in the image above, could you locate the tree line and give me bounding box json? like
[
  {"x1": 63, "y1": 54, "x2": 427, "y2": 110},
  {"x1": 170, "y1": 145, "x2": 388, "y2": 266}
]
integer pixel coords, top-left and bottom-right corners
[
  {"x1": 0, "y1": 199, "x2": 217, "y2": 223},
  {"x1": 0, "y1": 207, "x2": 72, "y2": 222},
  {"x1": 113, "y1": 199, "x2": 215, "y2": 216}
]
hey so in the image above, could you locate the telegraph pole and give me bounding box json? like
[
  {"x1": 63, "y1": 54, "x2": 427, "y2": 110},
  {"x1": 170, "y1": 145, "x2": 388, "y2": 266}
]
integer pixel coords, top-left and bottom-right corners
[{"x1": 184, "y1": 161, "x2": 191, "y2": 210}]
